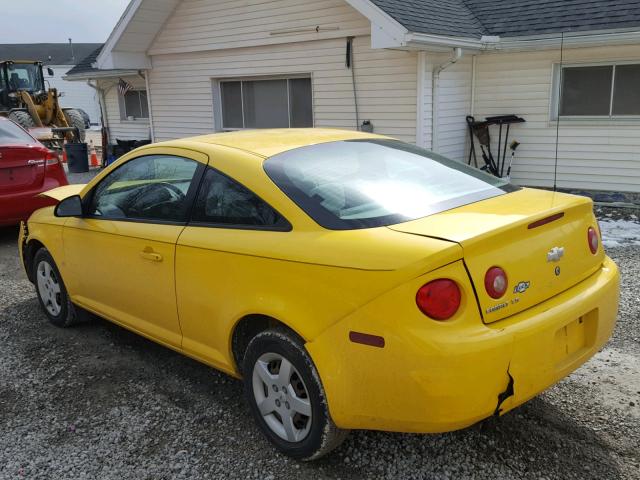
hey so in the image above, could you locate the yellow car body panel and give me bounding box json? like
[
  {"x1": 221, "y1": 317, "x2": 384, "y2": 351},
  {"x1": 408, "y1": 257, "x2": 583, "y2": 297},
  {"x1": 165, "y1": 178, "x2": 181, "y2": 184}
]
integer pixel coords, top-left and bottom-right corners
[
  {"x1": 38, "y1": 184, "x2": 85, "y2": 202},
  {"x1": 63, "y1": 219, "x2": 186, "y2": 347},
  {"x1": 307, "y1": 257, "x2": 618, "y2": 432},
  {"x1": 19, "y1": 129, "x2": 620, "y2": 434},
  {"x1": 175, "y1": 224, "x2": 461, "y2": 374},
  {"x1": 389, "y1": 187, "x2": 605, "y2": 323},
  {"x1": 185, "y1": 128, "x2": 386, "y2": 158}
]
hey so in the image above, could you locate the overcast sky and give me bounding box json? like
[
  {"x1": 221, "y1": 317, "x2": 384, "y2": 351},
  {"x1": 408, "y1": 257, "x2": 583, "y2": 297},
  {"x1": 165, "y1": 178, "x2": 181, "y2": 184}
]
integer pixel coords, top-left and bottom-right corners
[{"x1": 0, "y1": 0, "x2": 130, "y2": 44}]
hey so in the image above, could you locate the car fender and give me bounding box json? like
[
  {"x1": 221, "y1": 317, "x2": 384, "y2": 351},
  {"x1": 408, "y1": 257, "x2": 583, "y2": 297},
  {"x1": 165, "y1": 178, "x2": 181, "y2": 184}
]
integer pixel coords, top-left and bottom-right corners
[{"x1": 22, "y1": 210, "x2": 68, "y2": 284}]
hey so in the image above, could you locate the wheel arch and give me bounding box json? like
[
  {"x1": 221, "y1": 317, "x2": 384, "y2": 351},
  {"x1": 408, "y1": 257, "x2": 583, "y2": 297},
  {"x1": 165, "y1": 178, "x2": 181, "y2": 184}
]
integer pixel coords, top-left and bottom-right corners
[
  {"x1": 230, "y1": 313, "x2": 307, "y2": 376},
  {"x1": 23, "y1": 238, "x2": 47, "y2": 282}
]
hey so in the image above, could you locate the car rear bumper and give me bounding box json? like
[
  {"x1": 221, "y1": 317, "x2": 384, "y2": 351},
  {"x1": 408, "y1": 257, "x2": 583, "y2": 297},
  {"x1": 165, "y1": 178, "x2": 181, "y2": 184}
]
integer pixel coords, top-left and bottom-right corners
[
  {"x1": 0, "y1": 177, "x2": 63, "y2": 226},
  {"x1": 307, "y1": 257, "x2": 619, "y2": 433}
]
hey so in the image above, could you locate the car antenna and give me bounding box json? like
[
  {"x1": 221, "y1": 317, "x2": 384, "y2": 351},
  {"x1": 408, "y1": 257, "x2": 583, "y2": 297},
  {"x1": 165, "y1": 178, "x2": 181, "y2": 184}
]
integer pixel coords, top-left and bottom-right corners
[{"x1": 553, "y1": 31, "x2": 564, "y2": 192}]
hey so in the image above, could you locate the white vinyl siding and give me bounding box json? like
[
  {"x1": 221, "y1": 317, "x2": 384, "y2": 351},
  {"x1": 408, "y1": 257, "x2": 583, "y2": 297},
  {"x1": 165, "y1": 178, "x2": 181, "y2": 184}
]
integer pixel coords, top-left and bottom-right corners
[
  {"x1": 434, "y1": 55, "x2": 472, "y2": 162},
  {"x1": 150, "y1": 0, "x2": 370, "y2": 55},
  {"x1": 98, "y1": 76, "x2": 150, "y2": 141},
  {"x1": 147, "y1": 35, "x2": 417, "y2": 143},
  {"x1": 473, "y1": 44, "x2": 640, "y2": 193},
  {"x1": 418, "y1": 55, "x2": 472, "y2": 162}
]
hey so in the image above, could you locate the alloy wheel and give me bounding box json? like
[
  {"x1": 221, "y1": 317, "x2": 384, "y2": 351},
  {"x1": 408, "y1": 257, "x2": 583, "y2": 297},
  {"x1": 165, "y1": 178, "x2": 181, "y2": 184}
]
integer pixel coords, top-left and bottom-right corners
[
  {"x1": 252, "y1": 352, "x2": 312, "y2": 442},
  {"x1": 36, "y1": 260, "x2": 62, "y2": 316}
]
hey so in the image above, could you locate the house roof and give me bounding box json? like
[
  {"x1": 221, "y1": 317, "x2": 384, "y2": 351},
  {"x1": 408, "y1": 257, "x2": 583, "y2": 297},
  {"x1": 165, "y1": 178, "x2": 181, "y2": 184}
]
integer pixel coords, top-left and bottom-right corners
[
  {"x1": 94, "y1": 0, "x2": 640, "y2": 70},
  {"x1": 370, "y1": 0, "x2": 640, "y2": 38},
  {"x1": 0, "y1": 43, "x2": 102, "y2": 65},
  {"x1": 65, "y1": 45, "x2": 104, "y2": 76},
  {"x1": 370, "y1": 1, "x2": 484, "y2": 38},
  {"x1": 64, "y1": 44, "x2": 139, "y2": 80}
]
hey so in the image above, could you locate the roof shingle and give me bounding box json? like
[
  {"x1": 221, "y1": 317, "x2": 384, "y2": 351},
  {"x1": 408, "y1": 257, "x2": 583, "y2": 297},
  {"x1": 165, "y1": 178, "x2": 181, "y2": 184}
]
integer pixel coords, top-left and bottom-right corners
[
  {"x1": 65, "y1": 45, "x2": 104, "y2": 76},
  {"x1": 0, "y1": 43, "x2": 102, "y2": 65},
  {"x1": 371, "y1": 0, "x2": 640, "y2": 38}
]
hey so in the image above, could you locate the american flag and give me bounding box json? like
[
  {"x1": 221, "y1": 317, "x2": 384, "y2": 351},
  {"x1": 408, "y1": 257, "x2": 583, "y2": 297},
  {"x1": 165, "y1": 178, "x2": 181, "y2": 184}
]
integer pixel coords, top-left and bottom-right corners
[{"x1": 118, "y1": 78, "x2": 133, "y2": 96}]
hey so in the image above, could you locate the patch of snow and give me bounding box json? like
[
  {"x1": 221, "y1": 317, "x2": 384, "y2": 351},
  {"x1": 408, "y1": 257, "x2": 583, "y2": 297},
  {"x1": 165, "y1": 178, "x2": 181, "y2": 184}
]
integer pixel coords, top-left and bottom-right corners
[{"x1": 599, "y1": 218, "x2": 640, "y2": 248}]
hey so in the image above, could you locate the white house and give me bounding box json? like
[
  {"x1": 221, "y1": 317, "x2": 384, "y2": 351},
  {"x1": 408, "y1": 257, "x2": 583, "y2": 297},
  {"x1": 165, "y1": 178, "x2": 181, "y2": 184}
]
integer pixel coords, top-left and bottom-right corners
[
  {"x1": 64, "y1": 46, "x2": 151, "y2": 143},
  {"x1": 83, "y1": 0, "x2": 640, "y2": 197},
  {"x1": 0, "y1": 43, "x2": 103, "y2": 125}
]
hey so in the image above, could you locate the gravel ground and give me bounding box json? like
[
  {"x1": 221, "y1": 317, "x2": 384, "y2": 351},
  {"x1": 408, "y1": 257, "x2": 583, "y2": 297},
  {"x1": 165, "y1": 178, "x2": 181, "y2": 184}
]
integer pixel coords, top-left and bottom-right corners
[{"x1": 1, "y1": 205, "x2": 639, "y2": 479}]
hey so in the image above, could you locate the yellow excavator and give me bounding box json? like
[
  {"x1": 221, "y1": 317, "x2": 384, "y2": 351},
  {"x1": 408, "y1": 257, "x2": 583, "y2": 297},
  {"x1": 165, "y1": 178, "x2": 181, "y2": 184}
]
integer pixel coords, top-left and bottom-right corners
[{"x1": 0, "y1": 60, "x2": 86, "y2": 148}]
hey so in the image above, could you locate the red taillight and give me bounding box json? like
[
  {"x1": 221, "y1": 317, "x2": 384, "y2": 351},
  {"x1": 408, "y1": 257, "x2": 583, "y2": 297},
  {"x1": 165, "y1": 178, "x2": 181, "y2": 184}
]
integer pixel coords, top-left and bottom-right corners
[
  {"x1": 45, "y1": 150, "x2": 59, "y2": 166},
  {"x1": 588, "y1": 227, "x2": 599, "y2": 254},
  {"x1": 485, "y1": 266, "x2": 508, "y2": 299},
  {"x1": 416, "y1": 279, "x2": 461, "y2": 320}
]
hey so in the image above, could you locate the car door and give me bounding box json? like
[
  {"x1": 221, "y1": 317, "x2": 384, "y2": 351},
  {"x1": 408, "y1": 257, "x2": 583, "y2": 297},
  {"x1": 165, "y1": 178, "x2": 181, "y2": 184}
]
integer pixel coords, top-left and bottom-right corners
[
  {"x1": 176, "y1": 165, "x2": 291, "y2": 370},
  {"x1": 63, "y1": 149, "x2": 206, "y2": 347}
]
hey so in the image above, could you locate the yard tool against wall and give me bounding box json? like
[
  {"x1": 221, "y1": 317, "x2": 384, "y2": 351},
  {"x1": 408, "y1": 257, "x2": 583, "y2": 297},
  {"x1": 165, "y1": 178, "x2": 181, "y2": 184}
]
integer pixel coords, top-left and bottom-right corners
[{"x1": 467, "y1": 115, "x2": 525, "y2": 178}]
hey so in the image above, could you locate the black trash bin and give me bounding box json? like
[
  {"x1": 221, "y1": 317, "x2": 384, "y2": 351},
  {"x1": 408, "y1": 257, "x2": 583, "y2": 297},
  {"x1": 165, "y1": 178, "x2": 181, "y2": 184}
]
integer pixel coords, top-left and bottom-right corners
[{"x1": 65, "y1": 143, "x2": 89, "y2": 173}]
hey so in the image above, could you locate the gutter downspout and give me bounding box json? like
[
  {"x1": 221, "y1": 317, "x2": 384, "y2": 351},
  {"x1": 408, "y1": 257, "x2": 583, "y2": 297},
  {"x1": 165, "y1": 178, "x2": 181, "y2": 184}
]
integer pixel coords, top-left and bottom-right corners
[{"x1": 431, "y1": 47, "x2": 462, "y2": 152}]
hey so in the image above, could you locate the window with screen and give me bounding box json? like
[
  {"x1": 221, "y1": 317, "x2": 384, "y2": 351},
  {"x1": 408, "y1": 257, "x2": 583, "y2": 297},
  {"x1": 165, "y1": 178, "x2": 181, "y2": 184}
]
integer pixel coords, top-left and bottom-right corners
[
  {"x1": 219, "y1": 77, "x2": 313, "y2": 129},
  {"x1": 559, "y1": 63, "x2": 640, "y2": 117},
  {"x1": 191, "y1": 166, "x2": 289, "y2": 230},
  {"x1": 122, "y1": 90, "x2": 149, "y2": 119}
]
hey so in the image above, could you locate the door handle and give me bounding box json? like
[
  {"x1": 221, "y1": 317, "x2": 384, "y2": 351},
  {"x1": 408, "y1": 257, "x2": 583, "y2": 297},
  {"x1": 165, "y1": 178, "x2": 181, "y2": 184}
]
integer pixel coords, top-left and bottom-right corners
[{"x1": 140, "y1": 248, "x2": 163, "y2": 262}]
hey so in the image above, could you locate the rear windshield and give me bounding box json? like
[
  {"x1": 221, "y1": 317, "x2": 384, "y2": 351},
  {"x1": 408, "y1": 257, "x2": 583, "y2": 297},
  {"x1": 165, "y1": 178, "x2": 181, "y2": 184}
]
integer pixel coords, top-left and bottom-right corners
[
  {"x1": 264, "y1": 139, "x2": 519, "y2": 230},
  {"x1": 0, "y1": 120, "x2": 35, "y2": 145}
]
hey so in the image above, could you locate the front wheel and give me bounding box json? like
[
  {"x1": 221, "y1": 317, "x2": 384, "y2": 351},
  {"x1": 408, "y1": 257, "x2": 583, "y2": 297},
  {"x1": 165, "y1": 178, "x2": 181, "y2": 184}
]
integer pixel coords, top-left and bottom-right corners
[
  {"x1": 243, "y1": 328, "x2": 349, "y2": 460},
  {"x1": 33, "y1": 248, "x2": 78, "y2": 328}
]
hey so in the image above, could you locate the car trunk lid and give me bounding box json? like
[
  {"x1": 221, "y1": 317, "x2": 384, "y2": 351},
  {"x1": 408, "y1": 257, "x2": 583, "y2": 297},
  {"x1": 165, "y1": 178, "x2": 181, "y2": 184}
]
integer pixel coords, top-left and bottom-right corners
[
  {"x1": 388, "y1": 188, "x2": 604, "y2": 323},
  {"x1": 0, "y1": 144, "x2": 47, "y2": 193}
]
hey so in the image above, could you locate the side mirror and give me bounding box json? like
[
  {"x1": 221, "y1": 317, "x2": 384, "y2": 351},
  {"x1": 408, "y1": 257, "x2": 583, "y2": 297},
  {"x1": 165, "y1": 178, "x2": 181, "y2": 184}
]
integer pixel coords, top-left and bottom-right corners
[
  {"x1": 54, "y1": 195, "x2": 83, "y2": 217},
  {"x1": 47, "y1": 67, "x2": 54, "y2": 77}
]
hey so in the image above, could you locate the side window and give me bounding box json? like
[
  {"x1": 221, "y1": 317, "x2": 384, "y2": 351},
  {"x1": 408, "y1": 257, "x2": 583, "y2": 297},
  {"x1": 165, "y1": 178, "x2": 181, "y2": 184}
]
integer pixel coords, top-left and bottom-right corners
[
  {"x1": 191, "y1": 167, "x2": 289, "y2": 229},
  {"x1": 88, "y1": 155, "x2": 200, "y2": 223}
]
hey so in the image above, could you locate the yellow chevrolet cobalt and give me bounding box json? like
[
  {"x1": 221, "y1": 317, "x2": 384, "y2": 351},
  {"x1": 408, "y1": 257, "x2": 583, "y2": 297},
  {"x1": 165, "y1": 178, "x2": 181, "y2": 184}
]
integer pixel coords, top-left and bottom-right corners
[{"x1": 19, "y1": 129, "x2": 619, "y2": 460}]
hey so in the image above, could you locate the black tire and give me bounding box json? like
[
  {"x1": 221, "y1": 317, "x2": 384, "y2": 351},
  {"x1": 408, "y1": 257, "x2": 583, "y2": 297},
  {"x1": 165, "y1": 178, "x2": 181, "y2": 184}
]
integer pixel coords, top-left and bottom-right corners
[
  {"x1": 63, "y1": 108, "x2": 86, "y2": 142},
  {"x1": 8, "y1": 110, "x2": 36, "y2": 129},
  {"x1": 76, "y1": 108, "x2": 91, "y2": 128},
  {"x1": 32, "y1": 248, "x2": 78, "y2": 328},
  {"x1": 243, "y1": 327, "x2": 349, "y2": 460}
]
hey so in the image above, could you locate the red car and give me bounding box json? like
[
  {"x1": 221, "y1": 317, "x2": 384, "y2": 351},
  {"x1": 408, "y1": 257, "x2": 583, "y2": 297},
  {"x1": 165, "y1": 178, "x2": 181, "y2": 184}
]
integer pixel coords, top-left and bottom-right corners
[{"x1": 0, "y1": 117, "x2": 68, "y2": 226}]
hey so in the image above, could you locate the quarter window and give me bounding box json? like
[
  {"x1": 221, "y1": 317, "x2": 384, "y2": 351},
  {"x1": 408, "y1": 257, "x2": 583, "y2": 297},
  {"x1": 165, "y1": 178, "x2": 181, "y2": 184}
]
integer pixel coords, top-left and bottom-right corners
[
  {"x1": 219, "y1": 77, "x2": 313, "y2": 129},
  {"x1": 88, "y1": 155, "x2": 199, "y2": 223},
  {"x1": 191, "y1": 167, "x2": 288, "y2": 229},
  {"x1": 558, "y1": 63, "x2": 640, "y2": 117}
]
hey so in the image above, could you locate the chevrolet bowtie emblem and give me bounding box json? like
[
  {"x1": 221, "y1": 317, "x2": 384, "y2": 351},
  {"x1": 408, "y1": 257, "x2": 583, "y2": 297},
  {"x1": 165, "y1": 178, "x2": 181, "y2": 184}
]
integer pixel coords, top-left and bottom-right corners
[{"x1": 547, "y1": 246, "x2": 565, "y2": 263}]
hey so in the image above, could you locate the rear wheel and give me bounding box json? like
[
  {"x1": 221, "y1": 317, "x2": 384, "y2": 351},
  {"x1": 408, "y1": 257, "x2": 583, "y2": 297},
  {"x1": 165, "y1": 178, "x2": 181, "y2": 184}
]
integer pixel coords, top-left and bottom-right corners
[
  {"x1": 63, "y1": 109, "x2": 86, "y2": 142},
  {"x1": 8, "y1": 110, "x2": 36, "y2": 130},
  {"x1": 243, "y1": 328, "x2": 349, "y2": 460},
  {"x1": 32, "y1": 248, "x2": 78, "y2": 328}
]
